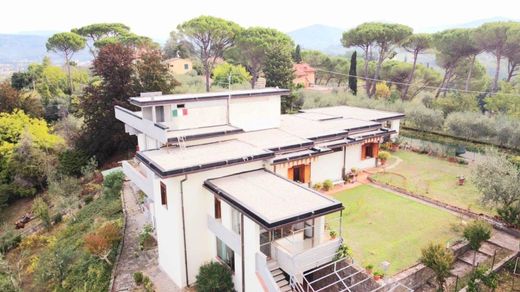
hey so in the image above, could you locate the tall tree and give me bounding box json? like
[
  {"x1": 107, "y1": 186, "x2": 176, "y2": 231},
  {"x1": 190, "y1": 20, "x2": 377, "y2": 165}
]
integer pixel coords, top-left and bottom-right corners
[
  {"x1": 46, "y1": 32, "x2": 86, "y2": 95},
  {"x1": 348, "y1": 51, "x2": 358, "y2": 95},
  {"x1": 78, "y1": 44, "x2": 137, "y2": 163},
  {"x1": 293, "y1": 44, "x2": 302, "y2": 64},
  {"x1": 163, "y1": 30, "x2": 194, "y2": 59},
  {"x1": 433, "y1": 29, "x2": 476, "y2": 97},
  {"x1": 134, "y1": 48, "x2": 179, "y2": 93},
  {"x1": 368, "y1": 23, "x2": 413, "y2": 97},
  {"x1": 402, "y1": 33, "x2": 431, "y2": 99},
  {"x1": 72, "y1": 23, "x2": 130, "y2": 57},
  {"x1": 0, "y1": 81, "x2": 43, "y2": 117},
  {"x1": 342, "y1": 23, "x2": 379, "y2": 95},
  {"x1": 463, "y1": 220, "x2": 492, "y2": 267},
  {"x1": 504, "y1": 25, "x2": 520, "y2": 82},
  {"x1": 474, "y1": 22, "x2": 518, "y2": 92},
  {"x1": 264, "y1": 45, "x2": 294, "y2": 89},
  {"x1": 234, "y1": 27, "x2": 294, "y2": 88},
  {"x1": 178, "y1": 16, "x2": 242, "y2": 92}
]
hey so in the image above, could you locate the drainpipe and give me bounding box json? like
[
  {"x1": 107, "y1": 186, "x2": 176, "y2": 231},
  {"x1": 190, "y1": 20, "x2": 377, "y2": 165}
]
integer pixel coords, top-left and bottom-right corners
[
  {"x1": 241, "y1": 213, "x2": 245, "y2": 292},
  {"x1": 342, "y1": 146, "x2": 347, "y2": 180},
  {"x1": 180, "y1": 175, "x2": 189, "y2": 287}
]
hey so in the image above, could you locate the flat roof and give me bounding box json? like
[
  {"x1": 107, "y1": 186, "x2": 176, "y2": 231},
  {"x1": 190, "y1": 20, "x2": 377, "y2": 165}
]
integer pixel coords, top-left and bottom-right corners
[
  {"x1": 204, "y1": 169, "x2": 343, "y2": 229},
  {"x1": 301, "y1": 106, "x2": 405, "y2": 122},
  {"x1": 165, "y1": 124, "x2": 243, "y2": 142},
  {"x1": 130, "y1": 88, "x2": 290, "y2": 107},
  {"x1": 236, "y1": 128, "x2": 313, "y2": 152},
  {"x1": 280, "y1": 114, "x2": 380, "y2": 141},
  {"x1": 137, "y1": 140, "x2": 274, "y2": 177}
]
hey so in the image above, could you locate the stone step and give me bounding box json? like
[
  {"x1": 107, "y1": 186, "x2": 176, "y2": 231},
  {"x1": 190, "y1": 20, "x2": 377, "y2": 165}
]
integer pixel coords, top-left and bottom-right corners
[
  {"x1": 273, "y1": 273, "x2": 285, "y2": 282},
  {"x1": 271, "y1": 268, "x2": 283, "y2": 277},
  {"x1": 277, "y1": 279, "x2": 289, "y2": 287}
]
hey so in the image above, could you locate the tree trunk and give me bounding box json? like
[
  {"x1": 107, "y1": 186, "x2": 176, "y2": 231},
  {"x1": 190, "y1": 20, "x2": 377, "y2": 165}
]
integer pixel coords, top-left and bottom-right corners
[
  {"x1": 65, "y1": 55, "x2": 73, "y2": 95},
  {"x1": 472, "y1": 250, "x2": 477, "y2": 268},
  {"x1": 204, "y1": 64, "x2": 210, "y2": 92},
  {"x1": 492, "y1": 53, "x2": 502, "y2": 92},
  {"x1": 465, "y1": 55, "x2": 476, "y2": 91},
  {"x1": 436, "y1": 68, "x2": 450, "y2": 98},
  {"x1": 370, "y1": 49, "x2": 385, "y2": 97},
  {"x1": 506, "y1": 61, "x2": 518, "y2": 82},
  {"x1": 251, "y1": 70, "x2": 257, "y2": 89},
  {"x1": 402, "y1": 51, "x2": 419, "y2": 100},
  {"x1": 363, "y1": 47, "x2": 370, "y2": 95}
]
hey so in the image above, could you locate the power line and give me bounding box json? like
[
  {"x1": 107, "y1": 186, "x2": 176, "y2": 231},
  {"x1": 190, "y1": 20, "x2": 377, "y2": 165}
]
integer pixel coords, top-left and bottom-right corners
[{"x1": 315, "y1": 69, "x2": 520, "y2": 98}]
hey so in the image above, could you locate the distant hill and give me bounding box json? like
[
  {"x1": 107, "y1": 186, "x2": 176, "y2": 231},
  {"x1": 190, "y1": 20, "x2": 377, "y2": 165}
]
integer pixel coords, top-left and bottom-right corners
[
  {"x1": 288, "y1": 24, "x2": 346, "y2": 55},
  {"x1": 419, "y1": 16, "x2": 519, "y2": 33}
]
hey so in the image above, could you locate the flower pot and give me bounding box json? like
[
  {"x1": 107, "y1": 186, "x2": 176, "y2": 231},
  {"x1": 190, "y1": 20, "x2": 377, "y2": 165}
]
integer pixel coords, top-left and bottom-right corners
[
  {"x1": 373, "y1": 275, "x2": 381, "y2": 281},
  {"x1": 365, "y1": 268, "x2": 372, "y2": 274},
  {"x1": 458, "y1": 177, "x2": 465, "y2": 186}
]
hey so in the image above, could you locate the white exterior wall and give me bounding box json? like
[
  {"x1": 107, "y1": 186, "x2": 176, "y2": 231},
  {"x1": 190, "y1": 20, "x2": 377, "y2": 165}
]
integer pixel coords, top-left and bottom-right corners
[
  {"x1": 169, "y1": 100, "x2": 228, "y2": 130},
  {"x1": 230, "y1": 95, "x2": 280, "y2": 131},
  {"x1": 310, "y1": 151, "x2": 344, "y2": 184},
  {"x1": 390, "y1": 119, "x2": 401, "y2": 140},
  {"x1": 153, "y1": 161, "x2": 265, "y2": 289},
  {"x1": 344, "y1": 144, "x2": 376, "y2": 170}
]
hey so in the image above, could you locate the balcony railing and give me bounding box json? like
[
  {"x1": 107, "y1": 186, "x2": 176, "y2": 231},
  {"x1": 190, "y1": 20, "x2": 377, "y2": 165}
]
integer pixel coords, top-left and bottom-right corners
[
  {"x1": 115, "y1": 106, "x2": 168, "y2": 143},
  {"x1": 122, "y1": 160, "x2": 153, "y2": 196}
]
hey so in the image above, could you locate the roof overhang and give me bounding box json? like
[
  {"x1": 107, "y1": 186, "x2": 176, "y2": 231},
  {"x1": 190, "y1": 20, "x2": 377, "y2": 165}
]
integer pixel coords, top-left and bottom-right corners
[{"x1": 204, "y1": 169, "x2": 344, "y2": 230}]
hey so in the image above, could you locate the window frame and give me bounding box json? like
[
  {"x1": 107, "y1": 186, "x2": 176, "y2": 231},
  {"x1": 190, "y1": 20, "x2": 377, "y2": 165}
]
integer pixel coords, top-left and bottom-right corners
[{"x1": 160, "y1": 182, "x2": 167, "y2": 209}]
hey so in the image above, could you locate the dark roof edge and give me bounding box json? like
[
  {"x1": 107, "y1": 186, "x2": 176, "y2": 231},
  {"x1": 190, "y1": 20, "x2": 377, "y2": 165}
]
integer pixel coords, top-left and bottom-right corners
[
  {"x1": 203, "y1": 168, "x2": 343, "y2": 230},
  {"x1": 168, "y1": 128, "x2": 244, "y2": 142}
]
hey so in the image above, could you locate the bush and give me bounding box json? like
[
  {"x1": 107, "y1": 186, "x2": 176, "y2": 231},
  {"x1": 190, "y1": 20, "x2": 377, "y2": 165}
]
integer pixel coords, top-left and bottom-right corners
[
  {"x1": 195, "y1": 262, "x2": 234, "y2": 292},
  {"x1": 58, "y1": 149, "x2": 89, "y2": 177},
  {"x1": 444, "y1": 112, "x2": 496, "y2": 141},
  {"x1": 133, "y1": 272, "x2": 144, "y2": 285},
  {"x1": 103, "y1": 171, "x2": 125, "y2": 197},
  {"x1": 0, "y1": 230, "x2": 22, "y2": 253},
  {"x1": 323, "y1": 180, "x2": 334, "y2": 191},
  {"x1": 312, "y1": 183, "x2": 323, "y2": 190},
  {"x1": 405, "y1": 106, "x2": 444, "y2": 132},
  {"x1": 52, "y1": 213, "x2": 63, "y2": 224},
  {"x1": 32, "y1": 197, "x2": 51, "y2": 229},
  {"x1": 377, "y1": 150, "x2": 391, "y2": 162},
  {"x1": 375, "y1": 82, "x2": 391, "y2": 99}
]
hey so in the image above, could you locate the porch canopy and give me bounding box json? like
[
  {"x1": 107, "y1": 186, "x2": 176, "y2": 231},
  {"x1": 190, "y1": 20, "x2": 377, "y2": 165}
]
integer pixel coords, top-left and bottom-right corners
[{"x1": 204, "y1": 169, "x2": 343, "y2": 230}]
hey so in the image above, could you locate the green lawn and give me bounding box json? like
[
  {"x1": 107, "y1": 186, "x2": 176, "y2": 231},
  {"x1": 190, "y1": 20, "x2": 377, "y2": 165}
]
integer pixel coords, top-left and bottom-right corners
[
  {"x1": 329, "y1": 185, "x2": 461, "y2": 275},
  {"x1": 371, "y1": 151, "x2": 490, "y2": 215}
]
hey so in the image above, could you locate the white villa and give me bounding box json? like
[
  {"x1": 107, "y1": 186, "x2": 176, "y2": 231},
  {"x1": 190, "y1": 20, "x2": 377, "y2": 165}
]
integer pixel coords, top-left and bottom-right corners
[{"x1": 114, "y1": 88, "x2": 404, "y2": 292}]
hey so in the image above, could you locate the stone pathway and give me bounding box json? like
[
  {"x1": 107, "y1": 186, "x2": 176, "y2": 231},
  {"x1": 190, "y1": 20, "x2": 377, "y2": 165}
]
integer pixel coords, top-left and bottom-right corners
[{"x1": 112, "y1": 182, "x2": 181, "y2": 292}]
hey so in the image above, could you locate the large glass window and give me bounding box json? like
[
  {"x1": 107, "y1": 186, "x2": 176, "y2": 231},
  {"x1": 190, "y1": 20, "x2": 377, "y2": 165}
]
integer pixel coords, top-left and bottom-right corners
[{"x1": 216, "y1": 238, "x2": 235, "y2": 272}]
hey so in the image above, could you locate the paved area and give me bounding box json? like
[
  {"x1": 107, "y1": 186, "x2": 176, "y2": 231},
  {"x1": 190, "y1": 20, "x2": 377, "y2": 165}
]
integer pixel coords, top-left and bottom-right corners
[{"x1": 112, "y1": 182, "x2": 181, "y2": 292}]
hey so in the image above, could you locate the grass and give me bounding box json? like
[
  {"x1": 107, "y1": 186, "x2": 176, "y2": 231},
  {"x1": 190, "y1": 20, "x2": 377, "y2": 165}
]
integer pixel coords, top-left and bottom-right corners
[
  {"x1": 328, "y1": 184, "x2": 462, "y2": 275},
  {"x1": 371, "y1": 150, "x2": 491, "y2": 215}
]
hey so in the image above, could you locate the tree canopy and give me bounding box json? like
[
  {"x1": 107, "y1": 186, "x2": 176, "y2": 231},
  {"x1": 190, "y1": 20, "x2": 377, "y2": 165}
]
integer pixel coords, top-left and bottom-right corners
[{"x1": 178, "y1": 16, "x2": 242, "y2": 92}]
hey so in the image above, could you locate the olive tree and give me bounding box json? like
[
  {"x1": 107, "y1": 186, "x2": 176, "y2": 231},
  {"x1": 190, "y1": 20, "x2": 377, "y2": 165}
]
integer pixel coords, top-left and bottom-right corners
[
  {"x1": 178, "y1": 16, "x2": 242, "y2": 92},
  {"x1": 463, "y1": 220, "x2": 492, "y2": 267},
  {"x1": 420, "y1": 243, "x2": 455, "y2": 291}
]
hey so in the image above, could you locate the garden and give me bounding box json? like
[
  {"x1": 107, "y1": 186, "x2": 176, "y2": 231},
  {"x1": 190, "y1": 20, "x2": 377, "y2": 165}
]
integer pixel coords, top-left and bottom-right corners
[
  {"x1": 328, "y1": 184, "x2": 462, "y2": 276},
  {"x1": 370, "y1": 150, "x2": 490, "y2": 215}
]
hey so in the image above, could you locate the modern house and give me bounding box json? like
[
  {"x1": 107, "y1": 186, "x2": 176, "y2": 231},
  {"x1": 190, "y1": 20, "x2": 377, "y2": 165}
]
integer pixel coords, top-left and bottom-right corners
[
  {"x1": 115, "y1": 88, "x2": 403, "y2": 291},
  {"x1": 165, "y1": 58, "x2": 193, "y2": 75},
  {"x1": 293, "y1": 63, "x2": 316, "y2": 88}
]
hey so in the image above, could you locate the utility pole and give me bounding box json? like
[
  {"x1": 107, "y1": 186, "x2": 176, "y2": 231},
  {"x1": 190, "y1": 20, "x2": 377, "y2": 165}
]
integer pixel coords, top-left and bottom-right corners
[{"x1": 227, "y1": 73, "x2": 231, "y2": 124}]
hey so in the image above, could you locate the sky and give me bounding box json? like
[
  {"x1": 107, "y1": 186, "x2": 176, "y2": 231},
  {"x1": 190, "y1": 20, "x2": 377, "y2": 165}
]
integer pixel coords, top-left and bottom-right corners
[{"x1": 1, "y1": 0, "x2": 519, "y2": 40}]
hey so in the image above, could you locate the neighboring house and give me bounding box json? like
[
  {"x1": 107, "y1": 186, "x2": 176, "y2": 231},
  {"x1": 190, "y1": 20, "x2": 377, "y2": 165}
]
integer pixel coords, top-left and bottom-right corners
[
  {"x1": 165, "y1": 58, "x2": 193, "y2": 75},
  {"x1": 115, "y1": 88, "x2": 403, "y2": 292},
  {"x1": 293, "y1": 63, "x2": 316, "y2": 88}
]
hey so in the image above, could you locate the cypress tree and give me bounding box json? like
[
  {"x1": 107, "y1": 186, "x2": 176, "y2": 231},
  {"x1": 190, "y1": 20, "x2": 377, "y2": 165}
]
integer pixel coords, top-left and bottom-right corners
[
  {"x1": 348, "y1": 51, "x2": 358, "y2": 95},
  {"x1": 293, "y1": 45, "x2": 302, "y2": 64}
]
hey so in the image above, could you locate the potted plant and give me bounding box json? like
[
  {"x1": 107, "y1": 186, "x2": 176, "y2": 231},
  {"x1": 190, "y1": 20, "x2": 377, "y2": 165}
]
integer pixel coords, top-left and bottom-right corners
[
  {"x1": 351, "y1": 168, "x2": 359, "y2": 182},
  {"x1": 373, "y1": 271, "x2": 382, "y2": 281},
  {"x1": 457, "y1": 175, "x2": 465, "y2": 186},
  {"x1": 329, "y1": 230, "x2": 337, "y2": 239},
  {"x1": 378, "y1": 151, "x2": 391, "y2": 166},
  {"x1": 365, "y1": 264, "x2": 374, "y2": 274}
]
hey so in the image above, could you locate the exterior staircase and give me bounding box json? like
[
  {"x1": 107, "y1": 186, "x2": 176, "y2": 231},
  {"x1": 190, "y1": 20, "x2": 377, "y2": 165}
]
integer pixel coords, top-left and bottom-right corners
[{"x1": 268, "y1": 260, "x2": 292, "y2": 292}]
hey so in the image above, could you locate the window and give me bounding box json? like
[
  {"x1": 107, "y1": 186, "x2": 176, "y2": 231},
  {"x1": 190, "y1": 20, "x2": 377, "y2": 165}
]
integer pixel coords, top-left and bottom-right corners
[
  {"x1": 184, "y1": 63, "x2": 189, "y2": 70},
  {"x1": 155, "y1": 106, "x2": 165, "y2": 123},
  {"x1": 361, "y1": 143, "x2": 379, "y2": 160},
  {"x1": 214, "y1": 197, "x2": 222, "y2": 219},
  {"x1": 231, "y1": 208, "x2": 241, "y2": 235},
  {"x1": 216, "y1": 238, "x2": 235, "y2": 272},
  {"x1": 160, "y1": 182, "x2": 167, "y2": 208}
]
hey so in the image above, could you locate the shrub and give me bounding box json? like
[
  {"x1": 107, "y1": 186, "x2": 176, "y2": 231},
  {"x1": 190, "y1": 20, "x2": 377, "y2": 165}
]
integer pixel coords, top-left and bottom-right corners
[
  {"x1": 497, "y1": 205, "x2": 520, "y2": 227},
  {"x1": 195, "y1": 262, "x2": 234, "y2": 292},
  {"x1": 32, "y1": 197, "x2": 51, "y2": 229},
  {"x1": 312, "y1": 183, "x2": 323, "y2": 190},
  {"x1": 444, "y1": 112, "x2": 496, "y2": 141},
  {"x1": 103, "y1": 171, "x2": 125, "y2": 197},
  {"x1": 139, "y1": 224, "x2": 154, "y2": 250},
  {"x1": 143, "y1": 275, "x2": 154, "y2": 292},
  {"x1": 133, "y1": 272, "x2": 144, "y2": 285},
  {"x1": 334, "y1": 243, "x2": 351, "y2": 260},
  {"x1": 0, "y1": 230, "x2": 22, "y2": 253},
  {"x1": 405, "y1": 106, "x2": 444, "y2": 132},
  {"x1": 377, "y1": 150, "x2": 391, "y2": 162},
  {"x1": 375, "y1": 82, "x2": 391, "y2": 99},
  {"x1": 58, "y1": 149, "x2": 89, "y2": 177},
  {"x1": 420, "y1": 243, "x2": 455, "y2": 290},
  {"x1": 323, "y1": 180, "x2": 334, "y2": 191},
  {"x1": 52, "y1": 213, "x2": 63, "y2": 224}
]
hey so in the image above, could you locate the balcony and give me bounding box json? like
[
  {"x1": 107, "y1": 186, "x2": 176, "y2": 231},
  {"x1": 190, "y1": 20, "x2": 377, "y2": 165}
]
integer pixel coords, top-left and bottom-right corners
[
  {"x1": 114, "y1": 106, "x2": 168, "y2": 143},
  {"x1": 122, "y1": 160, "x2": 153, "y2": 196}
]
